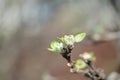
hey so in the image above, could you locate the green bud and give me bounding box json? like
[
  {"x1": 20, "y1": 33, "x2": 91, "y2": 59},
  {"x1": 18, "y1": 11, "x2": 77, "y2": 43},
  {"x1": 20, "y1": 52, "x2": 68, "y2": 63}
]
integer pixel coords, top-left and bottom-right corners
[
  {"x1": 75, "y1": 59, "x2": 87, "y2": 70},
  {"x1": 80, "y1": 52, "x2": 96, "y2": 62}
]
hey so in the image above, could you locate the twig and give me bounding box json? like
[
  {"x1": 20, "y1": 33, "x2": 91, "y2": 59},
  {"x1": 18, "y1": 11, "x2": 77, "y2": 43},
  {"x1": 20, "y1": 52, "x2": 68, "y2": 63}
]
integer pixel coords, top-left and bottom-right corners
[{"x1": 61, "y1": 45, "x2": 106, "y2": 80}]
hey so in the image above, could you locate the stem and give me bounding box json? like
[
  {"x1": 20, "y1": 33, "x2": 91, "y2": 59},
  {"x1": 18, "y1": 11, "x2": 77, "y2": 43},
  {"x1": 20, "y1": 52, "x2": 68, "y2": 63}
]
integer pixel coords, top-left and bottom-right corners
[
  {"x1": 61, "y1": 44, "x2": 106, "y2": 80},
  {"x1": 67, "y1": 56, "x2": 106, "y2": 80},
  {"x1": 61, "y1": 45, "x2": 74, "y2": 63},
  {"x1": 82, "y1": 59, "x2": 106, "y2": 80}
]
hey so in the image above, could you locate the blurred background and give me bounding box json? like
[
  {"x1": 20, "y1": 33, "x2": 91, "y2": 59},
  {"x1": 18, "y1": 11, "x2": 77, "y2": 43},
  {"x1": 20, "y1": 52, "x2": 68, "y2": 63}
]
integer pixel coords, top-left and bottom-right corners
[{"x1": 0, "y1": 0, "x2": 120, "y2": 80}]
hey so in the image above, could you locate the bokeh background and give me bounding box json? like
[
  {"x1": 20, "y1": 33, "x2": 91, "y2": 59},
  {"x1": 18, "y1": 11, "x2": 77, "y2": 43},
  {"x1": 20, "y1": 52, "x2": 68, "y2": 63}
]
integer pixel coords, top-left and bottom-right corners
[{"x1": 0, "y1": 0, "x2": 120, "y2": 80}]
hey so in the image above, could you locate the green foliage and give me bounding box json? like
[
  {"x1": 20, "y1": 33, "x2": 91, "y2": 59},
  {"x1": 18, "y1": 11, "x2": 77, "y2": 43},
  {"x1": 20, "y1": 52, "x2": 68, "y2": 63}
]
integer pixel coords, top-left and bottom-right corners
[
  {"x1": 47, "y1": 33, "x2": 102, "y2": 80},
  {"x1": 75, "y1": 59, "x2": 87, "y2": 69},
  {"x1": 48, "y1": 33, "x2": 86, "y2": 53},
  {"x1": 75, "y1": 52, "x2": 96, "y2": 70},
  {"x1": 64, "y1": 35, "x2": 75, "y2": 45},
  {"x1": 75, "y1": 33, "x2": 86, "y2": 42},
  {"x1": 48, "y1": 33, "x2": 97, "y2": 73},
  {"x1": 48, "y1": 41, "x2": 66, "y2": 53}
]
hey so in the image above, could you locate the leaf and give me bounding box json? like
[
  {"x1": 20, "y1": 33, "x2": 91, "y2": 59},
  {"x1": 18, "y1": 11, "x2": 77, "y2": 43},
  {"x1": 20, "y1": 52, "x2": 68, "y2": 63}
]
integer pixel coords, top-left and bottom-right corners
[
  {"x1": 89, "y1": 52, "x2": 96, "y2": 61},
  {"x1": 59, "y1": 37, "x2": 64, "y2": 42},
  {"x1": 64, "y1": 35, "x2": 75, "y2": 45},
  {"x1": 48, "y1": 41, "x2": 66, "y2": 53},
  {"x1": 57, "y1": 37, "x2": 65, "y2": 43},
  {"x1": 75, "y1": 59, "x2": 87, "y2": 69},
  {"x1": 55, "y1": 42, "x2": 64, "y2": 53},
  {"x1": 48, "y1": 48, "x2": 55, "y2": 52},
  {"x1": 50, "y1": 41, "x2": 59, "y2": 49},
  {"x1": 75, "y1": 33, "x2": 86, "y2": 42}
]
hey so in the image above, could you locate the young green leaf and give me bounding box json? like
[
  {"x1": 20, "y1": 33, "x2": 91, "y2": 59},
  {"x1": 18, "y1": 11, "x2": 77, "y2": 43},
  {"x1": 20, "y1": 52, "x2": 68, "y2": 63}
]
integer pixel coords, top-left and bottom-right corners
[
  {"x1": 75, "y1": 59, "x2": 87, "y2": 70},
  {"x1": 64, "y1": 35, "x2": 75, "y2": 45},
  {"x1": 50, "y1": 41, "x2": 59, "y2": 49},
  {"x1": 48, "y1": 48, "x2": 55, "y2": 52},
  {"x1": 75, "y1": 33, "x2": 86, "y2": 42},
  {"x1": 57, "y1": 37, "x2": 65, "y2": 43},
  {"x1": 48, "y1": 41, "x2": 66, "y2": 53}
]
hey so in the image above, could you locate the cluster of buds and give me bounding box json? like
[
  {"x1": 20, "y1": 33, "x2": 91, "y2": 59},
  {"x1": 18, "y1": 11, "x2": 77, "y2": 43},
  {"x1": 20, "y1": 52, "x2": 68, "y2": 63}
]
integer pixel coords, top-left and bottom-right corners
[
  {"x1": 48, "y1": 33, "x2": 86, "y2": 62},
  {"x1": 48, "y1": 33, "x2": 86, "y2": 53},
  {"x1": 48, "y1": 33, "x2": 105, "y2": 80}
]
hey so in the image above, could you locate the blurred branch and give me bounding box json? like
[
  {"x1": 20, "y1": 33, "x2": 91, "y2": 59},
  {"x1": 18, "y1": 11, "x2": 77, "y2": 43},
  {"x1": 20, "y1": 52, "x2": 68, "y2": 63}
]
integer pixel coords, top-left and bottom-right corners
[{"x1": 88, "y1": 31, "x2": 120, "y2": 43}]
